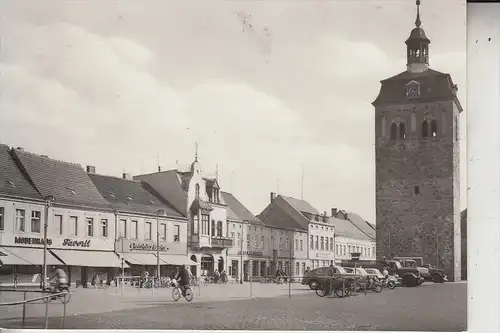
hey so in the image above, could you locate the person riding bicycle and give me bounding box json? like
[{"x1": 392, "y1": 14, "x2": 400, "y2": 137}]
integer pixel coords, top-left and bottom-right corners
[
  {"x1": 49, "y1": 266, "x2": 68, "y2": 292},
  {"x1": 175, "y1": 264, "x2": 191, "y2": 296}
]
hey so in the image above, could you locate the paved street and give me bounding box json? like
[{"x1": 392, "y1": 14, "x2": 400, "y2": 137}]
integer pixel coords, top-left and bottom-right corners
[{"x1": 0, "y1": 282, "x2": 466, "y2": 331}]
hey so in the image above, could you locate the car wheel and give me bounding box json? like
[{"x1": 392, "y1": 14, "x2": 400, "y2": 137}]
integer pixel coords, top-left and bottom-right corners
[
  {"x1": 432, "y1": 274, "x2": 444, "y2": 283},
  {"x1": 308, "y1": 280, "x2": 318, "y2": 290},
  {"x1": 402, "y1": 274, "x2": 417, "y2": 287}
]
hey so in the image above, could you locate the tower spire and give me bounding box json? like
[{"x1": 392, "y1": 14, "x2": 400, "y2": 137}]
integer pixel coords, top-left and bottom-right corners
[
  {"x1": 415, "y1": 0, "x2": 421, "y2": 28},
  {"x1": 194, "y1": 142, "x2": 199, "y2": 162}
]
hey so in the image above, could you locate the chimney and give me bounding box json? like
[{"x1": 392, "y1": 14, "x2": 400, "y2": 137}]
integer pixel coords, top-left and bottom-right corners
[
  {"x1": 86, "y1": 165, "x2": 96, "y2": 173},
  {"x1": 323, "y1": 211, "x2": 328, "y2": 222},
  {"x1": 16, "y1": 147, "x2": 24, "y2": 151},
  {"x1": 158, "y1": 166, "x2": 161, "y2": 172},
  {"x1": 122, "y1": 173, "x2": 132, "y2": 180},
  {"x1": 331, "y1": 208, "x2": 338, "y2": 217},
  {"x1": 270, "y1": 192, "x2": 276, "y2": 203}
]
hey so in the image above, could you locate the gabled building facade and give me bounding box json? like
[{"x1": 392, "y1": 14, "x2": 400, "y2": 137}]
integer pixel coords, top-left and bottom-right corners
[
  {"x1": 0, "y1": 145, "x2": 123, "y2": 287},
  {"x1": 222, "y1": 191, "x2": 267, "y2": 282},
  {"x1": 331, "y1": 209, "x2": 376, "y2": 263},
  {"x1": 135, "y1": 158, "x2": 233, "y2": 277},
  {"x1": 258, "y1": 193, "x2": 332, "y2": 279},
  {"x1": 88, "y1": 169, "x2": 190, "y2": 278}
]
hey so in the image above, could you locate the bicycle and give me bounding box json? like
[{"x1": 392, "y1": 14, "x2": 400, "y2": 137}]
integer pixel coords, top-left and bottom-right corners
[
  {"x1": 171, "y1": 280, "x2": 193, "y2": 302},
  {"x1": 42, "y1": 285, "x2": 71, "y2": 304}
]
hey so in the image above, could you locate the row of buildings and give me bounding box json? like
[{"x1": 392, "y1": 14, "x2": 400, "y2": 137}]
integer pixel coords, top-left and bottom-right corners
[{"x1": 0, "y1": 144, "x2": 375, "y2": 286}]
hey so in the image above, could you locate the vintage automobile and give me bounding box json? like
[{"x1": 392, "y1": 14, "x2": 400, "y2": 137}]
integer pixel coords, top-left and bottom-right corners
[
  {"x1": 394, "y1": 257, "x2": 447, "y2": 283},
  {"x1": 301, "y1": 266, "x2": 355, "y2": 290},
  {"x1": 343, "y1": 260, "x2": 424, "y2": 287}
]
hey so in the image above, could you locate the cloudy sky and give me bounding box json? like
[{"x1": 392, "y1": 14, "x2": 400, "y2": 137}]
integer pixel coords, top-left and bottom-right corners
[{"x1": 0, "y1": 0, "x2": 466, "y2": 222}]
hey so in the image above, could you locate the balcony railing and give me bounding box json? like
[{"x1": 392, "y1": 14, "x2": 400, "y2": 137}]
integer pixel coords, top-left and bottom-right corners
[{"x1": 211, "y1": 236, "x2": 233, "y2": 248}]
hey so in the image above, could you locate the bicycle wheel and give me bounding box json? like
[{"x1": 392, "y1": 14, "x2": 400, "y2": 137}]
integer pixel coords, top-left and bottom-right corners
[
  {"x1": 172, "y1": 287, "x2": 181, "y2": 301},
  {"x1": 334, "y1": 287, "x2": 350, "y2": 298},
  {"x1": 60, "y1": 290, "x2": 71, "y2": 304},
  {"x1": 374, "y1": 284, "x2": 383, "y2": 293},
  {"x1": 184, "y1": 288, "x2": 193, "y2": 302},
  {"x1": 315, "y1": 285, "x2": 327, "y2": 297}
]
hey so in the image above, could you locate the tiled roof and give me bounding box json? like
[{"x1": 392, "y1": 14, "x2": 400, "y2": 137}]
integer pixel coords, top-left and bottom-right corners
[
  {"x1": 329, "y1": 216, "x2": 371, "y2": 240},
  {"x1": 12, "y1": 148, "x2": 110, "y2": 209},
  {"x1": 372, "y1": 69, "x2": 463, "y2": 111},
  {"x1": 221, "y1": 191, "x2": 262, "y2": 225},
  {"x1": 88, "y1": 173, "x2": 185, "y2": 218},
  {"x1": 346, "y1": 212, "x2": 376, "y2": 240},
  {"x1": 134, "y1": 170, "x2": 188, "y2": 214},
  {"x1": 281, "y1": 196, "x2": 320, "y2": 215},
  {"x1": 0, "y1": 145, "x2": 42, "y2": 200},
  {"x1": 257, "y1": 196, "x2": 308, "y2": 231}
]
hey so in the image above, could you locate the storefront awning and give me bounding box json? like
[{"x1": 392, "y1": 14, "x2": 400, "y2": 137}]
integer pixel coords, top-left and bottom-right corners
[
  {"x1": 159, "y1": 255, "x2": 197, "y2": 266},
  {"x1": 120, "y1": 253, "x2": 158, "y2": 266},
  {"x1": 51, "y1": 249, "x2": 127, "y2": 268},
  {"x1": 0, "y1": 246, "x2": 62, "y2": 266}
]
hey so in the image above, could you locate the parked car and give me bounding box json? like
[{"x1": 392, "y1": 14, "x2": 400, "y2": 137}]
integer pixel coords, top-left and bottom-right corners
[
  {"x1": 422, "y1": 264, "x2": 448, "y2": 283},
  {"x1": 343, "y1": 260, "x2": 423, "y2": 287},
  {"x1": 394, "y1": 257, "x2": 447, "y2": 283},
  {"x1": 364, "y1": 268, "x2": 384, "y2": 280},
  {"x1": 301, "y1": 266, "x2": 355, "y2": 290}
]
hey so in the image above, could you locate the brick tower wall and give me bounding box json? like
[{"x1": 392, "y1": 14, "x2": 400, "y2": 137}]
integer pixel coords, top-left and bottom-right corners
[{"x1": 375, "y1": 100, "x2": 461, "y2": 281}]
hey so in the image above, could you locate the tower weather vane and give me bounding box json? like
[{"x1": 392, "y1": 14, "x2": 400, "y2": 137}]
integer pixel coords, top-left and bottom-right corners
[{"x1": 415, "y1": 0, "x2": 421, "y2": 28}]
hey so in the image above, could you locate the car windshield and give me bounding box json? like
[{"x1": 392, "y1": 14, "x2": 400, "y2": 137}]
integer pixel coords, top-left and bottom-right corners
[{"x1": 336, "y1": 266, "x2": 347, "y2": 274}]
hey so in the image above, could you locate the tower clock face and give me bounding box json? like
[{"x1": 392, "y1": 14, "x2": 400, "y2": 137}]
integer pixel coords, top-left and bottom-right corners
[{"x1": 406, "y1": 85, "x2": 420, "y2": 97}]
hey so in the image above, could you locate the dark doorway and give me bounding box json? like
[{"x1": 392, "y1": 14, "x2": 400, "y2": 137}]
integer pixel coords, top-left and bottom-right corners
[{"x1": 190, "y1": 255, "x2": 197, "y2": 276}]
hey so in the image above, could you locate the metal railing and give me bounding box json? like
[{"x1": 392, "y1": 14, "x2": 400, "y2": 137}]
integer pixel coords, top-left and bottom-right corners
[{"x1": 0, "y1": 288, "x2": 69, "y2": 329}]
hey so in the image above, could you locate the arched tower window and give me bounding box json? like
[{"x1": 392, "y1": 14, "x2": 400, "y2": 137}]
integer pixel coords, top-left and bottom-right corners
[
  {"x1": 410, "y1": 113, "x2": 417, "y2": 132},
  {"x1": 431, "y1": 119, "x2": 438, "y2": 137},
  {"x1": 422, "y1": 120, "x2": 429, "y2": 137},
  {"x1": 390, "y1": 123, "x2": 398, "y2": 140},
  {"x1": 195, "y1": 183, "x2": 200, "y2": 199},
  {"x1": 399, "y1": 123, "x2": 406, "y2": 139}
]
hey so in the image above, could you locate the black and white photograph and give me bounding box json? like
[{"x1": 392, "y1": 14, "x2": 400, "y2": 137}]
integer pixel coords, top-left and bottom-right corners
[{"x1": 0, "y1": 0, "x2": 486, "y2": 331}]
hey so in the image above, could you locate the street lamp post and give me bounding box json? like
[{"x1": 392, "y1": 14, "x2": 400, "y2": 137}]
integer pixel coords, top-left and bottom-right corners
[
  {"x1": 42, "y1": 195, "x2": 54, "y2": 290},
  {"x1": 156, "y1": 209, "x2": 166, "y2": 282}
]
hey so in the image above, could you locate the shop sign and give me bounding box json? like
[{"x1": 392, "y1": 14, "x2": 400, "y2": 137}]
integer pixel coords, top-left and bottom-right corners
[
  {"x1": 315, "y1": 252, "x2": 334, "y2": 258},
  {"x1": 14, "y1": 237, "x2": 52, "y2": 246},
  {"x1": 129, "y1": 242, "x2": 168, "y2": 252},
  {"x1": 62, "y1": 239, "x2": 91, "y2": 248},
  {"x1": 237, "y1": 250, "x2": 263, "y2": 256}
]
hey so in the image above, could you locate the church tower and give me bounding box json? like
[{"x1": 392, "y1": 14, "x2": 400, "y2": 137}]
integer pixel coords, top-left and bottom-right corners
[{"x1": 373, "y1": 0, "x2": 462, "y2": 281}]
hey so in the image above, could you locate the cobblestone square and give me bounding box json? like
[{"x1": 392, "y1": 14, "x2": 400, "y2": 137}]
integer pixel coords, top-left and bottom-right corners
[{"x1": 0, "y1": 282, "x2": 466, "y2": 331}]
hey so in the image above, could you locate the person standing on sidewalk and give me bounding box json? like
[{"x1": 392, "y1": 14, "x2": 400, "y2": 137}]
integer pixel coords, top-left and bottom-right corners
[{"x1": 327, "y1": 264, "x2": 335, "y2": 297}]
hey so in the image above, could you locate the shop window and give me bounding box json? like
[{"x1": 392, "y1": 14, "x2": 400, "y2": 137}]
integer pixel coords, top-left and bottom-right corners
[
  {"x1": 131, "y1": 221, "x2": 138, "y2": 239},
  {"x1": 0, "y1": 207, "x2": 4, "y2": 230},
  {"x1": 174, "y1": 225, "x2": 180, "y2": 242},
  {"x1": 101, "y1": 219, "x2": 108, "y2": 237},
  {"x1": 55, "y1": 215, "x2": 63, "y2": 235},
  {"x1": 86, "y1": 217, "x2": 94, "y2": 237},
  {"x1": 160, "y1": 223, "x2": 167, "y2": 241},
  {"x1": 15, "y1": 209, "x2": 25, "y2": 232},
  {"x1": 145, "y1": 222, "x2": 152, "y2": 240},
  {"x1": 30, "y1": 210, "x2": 41, "y2": 233},
  {"x1": 70, "y1": 216, "x2": 78, "y2": 236}
]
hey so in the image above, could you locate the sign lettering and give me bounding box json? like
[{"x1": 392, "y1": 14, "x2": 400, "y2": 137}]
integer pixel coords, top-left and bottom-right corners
[
  {"x1": 62, "y1": 238, "x2": 91, "y2": 248},
  {"x1": 237, "y1": 251, "x2": 263, "y2": 256},
  {"x1": 315, "y1": 252, "x2": 334, "y2": 258},
  {"x1": 129, "y1": 242, "x2": 168, "y2": 252},
  {"x1": 14, "y1": 237, "x2": 52, "y2": 246}
]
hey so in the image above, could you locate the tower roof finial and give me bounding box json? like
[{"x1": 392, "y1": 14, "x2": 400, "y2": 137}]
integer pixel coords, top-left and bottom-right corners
[
  {"x1": 195, "y1": 142, "x2": 199, "y2": 161},
  {"x1": 415, "y1": 0, "x2": 421, "y2": 28}
]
